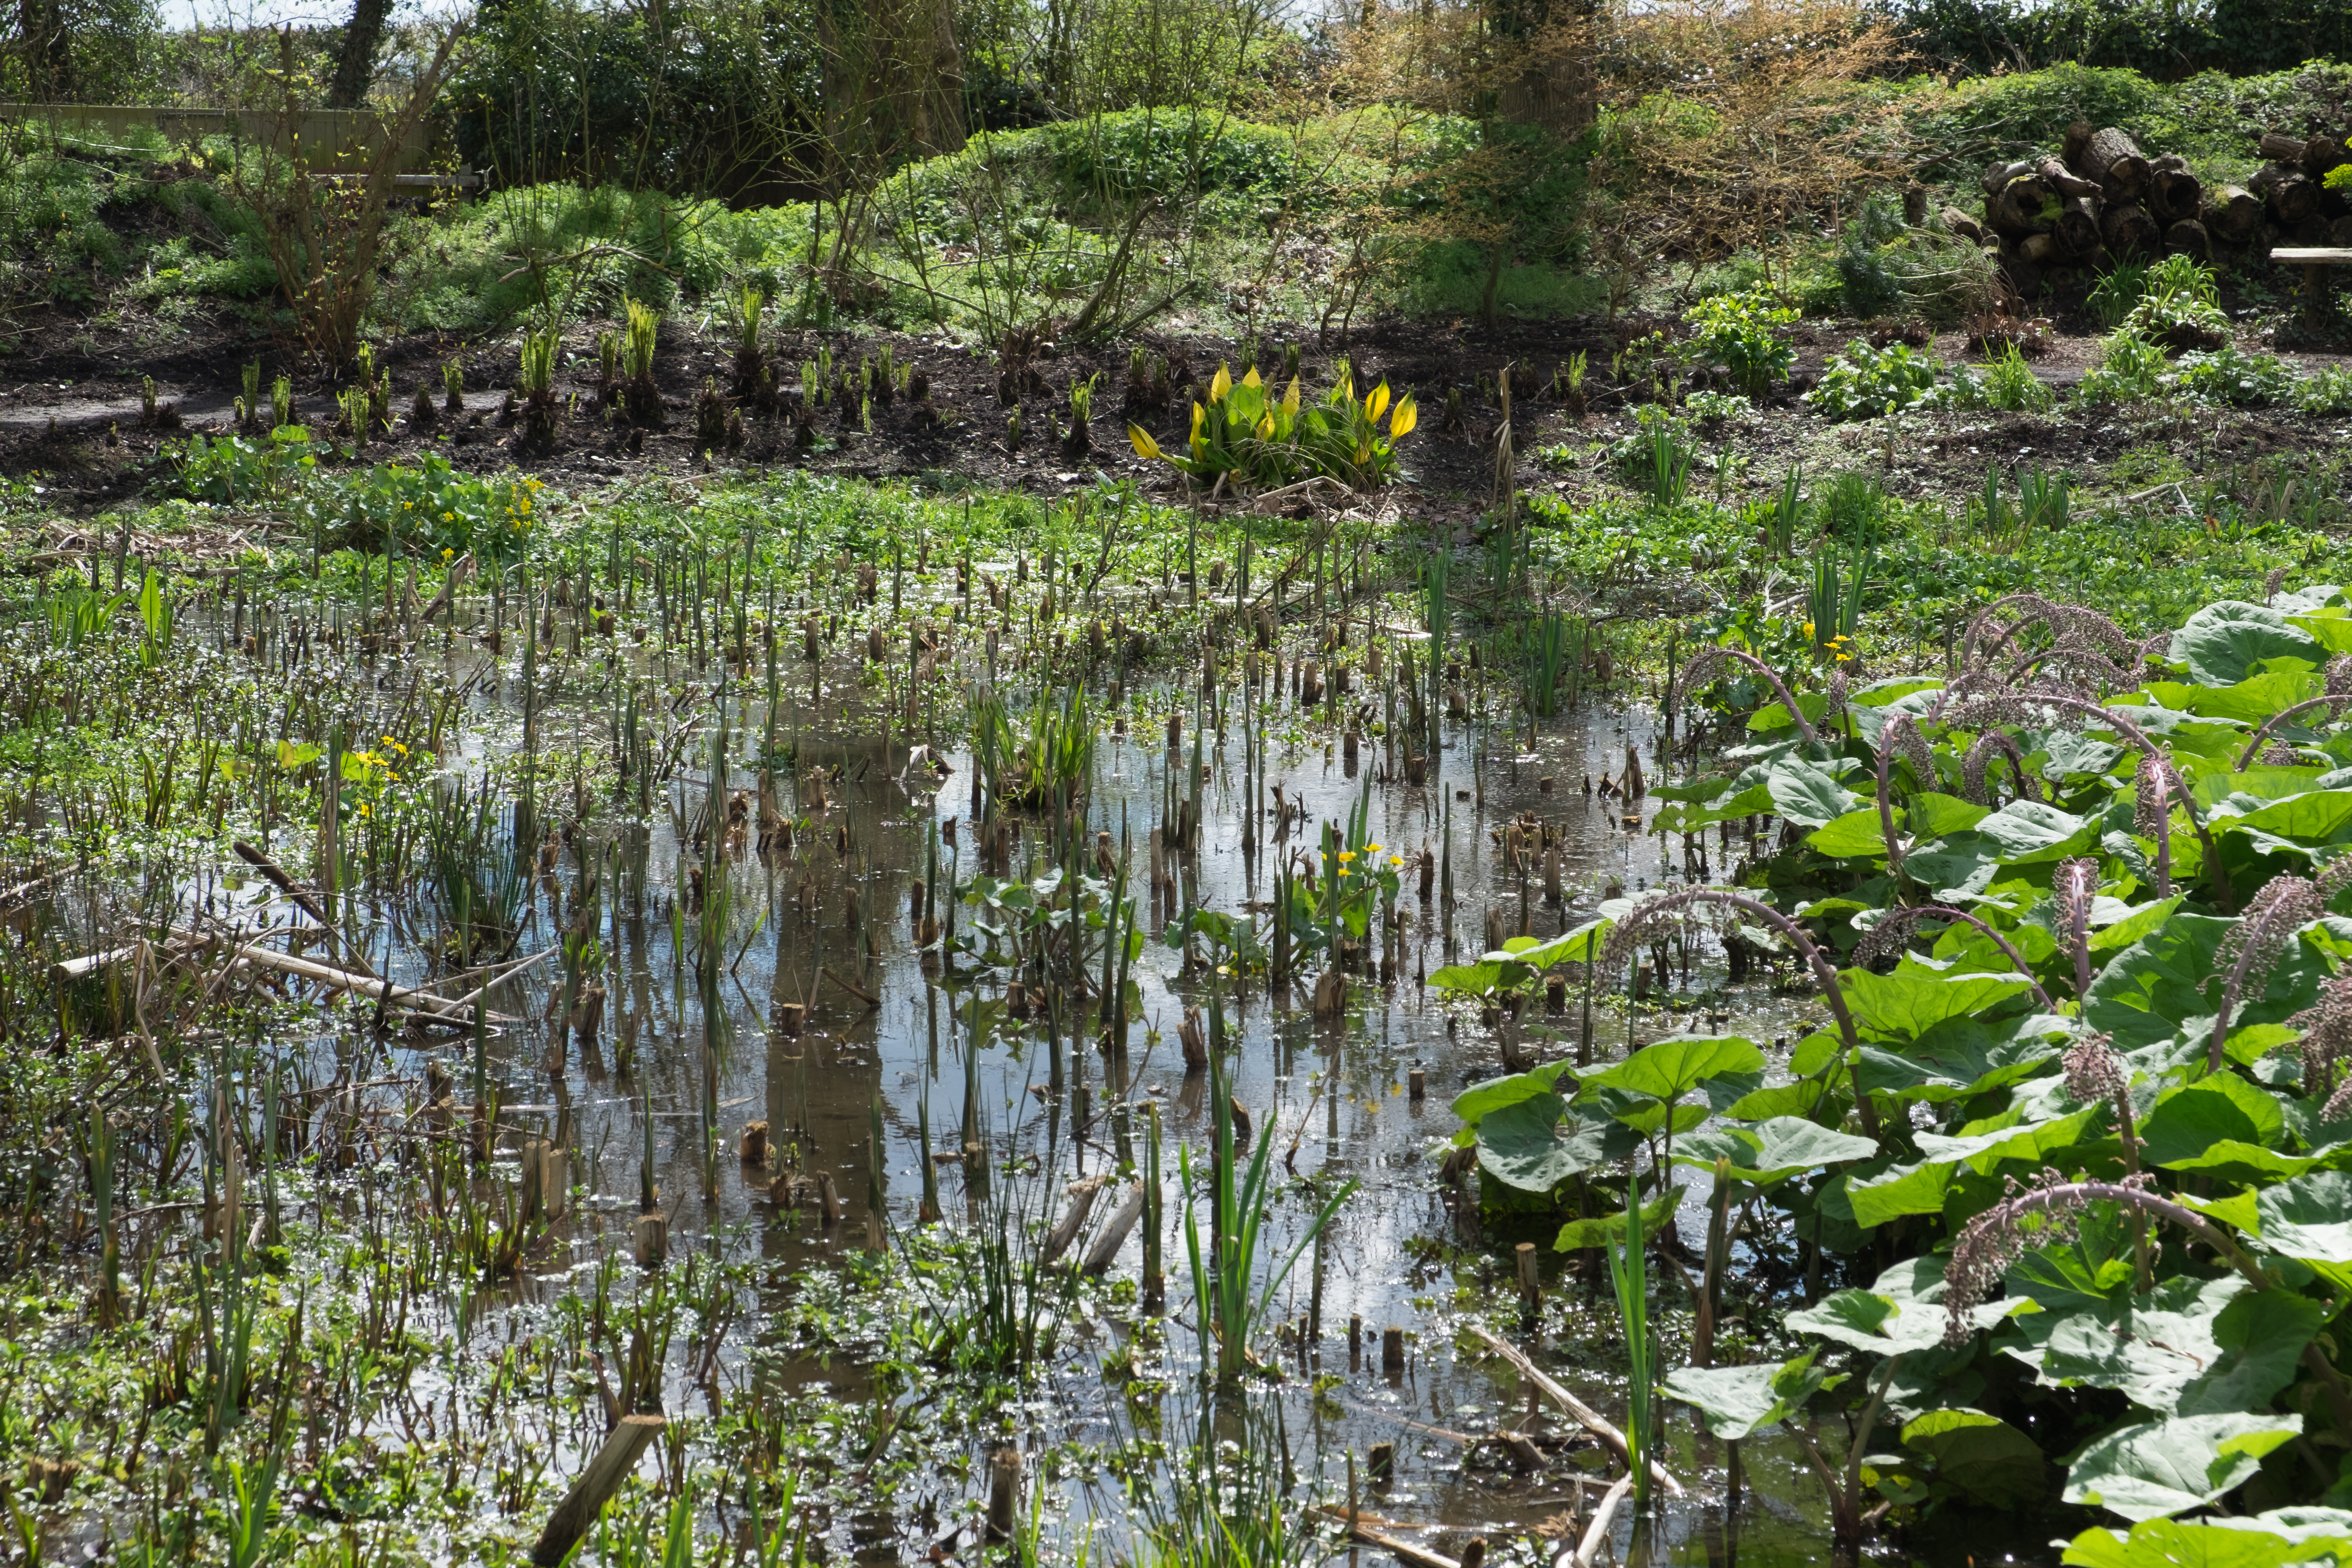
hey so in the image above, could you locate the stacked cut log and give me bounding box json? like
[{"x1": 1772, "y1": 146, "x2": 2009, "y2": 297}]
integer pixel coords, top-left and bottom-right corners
[
  {"x1": 1974, "y1": 120, "x2": 2352, "y2": 294},
  {"x1": 2250, "y1": 129, "x2": 2352, "y2": 248}
]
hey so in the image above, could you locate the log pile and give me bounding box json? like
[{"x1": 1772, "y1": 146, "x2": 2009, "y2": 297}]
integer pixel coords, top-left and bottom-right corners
[{"x1": 1969, "y1": 120, "x2": 2352, "y2": 295}]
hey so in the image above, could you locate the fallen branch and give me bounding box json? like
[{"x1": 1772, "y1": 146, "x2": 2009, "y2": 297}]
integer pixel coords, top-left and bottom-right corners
[
  {"x1": 530, "y1": 1413, "x2": 664, "y2": 1566},
  {"x1": 233, "y1": 840, "x2": 375, "y2": 978},
  {"x1": 1468, "y1": 1324, "x2": 1683, "y2": 1497},
  {"x1": 1572, "y1": 1474, "x2": 1635, "y2": 1568},
  {"x1": 1313, "y1": 1508, "x2": 1460, "y2": 1568},
  {"x1": 176, "y1": 928, "x2": 489, "y2": 1027}
]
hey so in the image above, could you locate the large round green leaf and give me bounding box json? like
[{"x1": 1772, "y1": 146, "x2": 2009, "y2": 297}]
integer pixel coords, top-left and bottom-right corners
[
  {"x1": 2170, "y1": 601, "x2": 2324, "y2": 686},
  {"x1": 1901, "y1": 1409, "x2": 2046, "y2": 1506},
  {"x1": 1580, "y1": 1033, "x2": 1765, "y2": 1104},
  {"x1": 2255, "y1": 1169, "x2": 2352, "y2": 1263},
  {"x1": 2064, "y1": 1412, "x2": 2303, "y2": 1521}
]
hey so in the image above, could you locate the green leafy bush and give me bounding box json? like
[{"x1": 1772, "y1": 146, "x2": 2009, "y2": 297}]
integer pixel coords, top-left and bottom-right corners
[
  {"x1": 2297, "y1": 365, "x2": 2352, "y2": 414},
  {"x1": 2074, "y1": 329, "x2": 2173, "y2": 404},
  {"x1": 1684, "y1": 390, "x2": 1752, "y2": 426},
  {"x1": 1805, "y1": 341, "x2": 1956, "y2": 421},
  {"x1": 1977, "y1": 343, "x2": 2054, "y2": 412},
  {"x1": 2119, "y1": 255, "x2": 2229, "y2": 349},
  {"x1": 2174, "y1": 344, "x2": 2297, "y2": 407},
  {"x1": 1680, "y1": 288, "x2": 1797, "y2": 397}
]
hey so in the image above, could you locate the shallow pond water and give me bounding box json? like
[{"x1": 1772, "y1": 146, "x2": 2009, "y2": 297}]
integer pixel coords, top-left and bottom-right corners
[{"x1": 167, "y1": 595, "x2": 2064, "y2": 1568}]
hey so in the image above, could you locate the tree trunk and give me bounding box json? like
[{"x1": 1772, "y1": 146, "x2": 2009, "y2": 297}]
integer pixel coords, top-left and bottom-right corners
[
  {"x1": 2072, "y1": 126, "x2": 2150, "y2": 204},
  {"x1": 2062, "y1": 120, "x2": 2095, "y2": 169},
  {"x1": 2302, "y1": 134, "x2": 2351, "y2": 181},
  {"x1": 18, "y1": 0, "x2": 74, "y2": 99},
  {"x1": 2260, "y1": 131, "x2": 2309, "y2": 164},
  {"x1": 1980, "y1": 159, "x2": 2032, "y2": 198},
  {"x1": 1987, "y1": 174, "x2": 2056, "y2": 237},
  {"x1": 2100, "y1": 202, "x2": 2162, "y2": 257},
  {"x1": 327, "y1": 0, "x2": 393, "y2": 110},
  {"x1": 2032, "y1": 156, "x2": 2100, "y2": 200},
  {"x1": 1940, "y1": 205, "x2": 1985, "y2": 243},
  {"x1": 2150, "y1": 157, "x2": 2203, "y2": 225},
  {"x1": 2164, "y1": 219, "x2": 2210, "y2": 260},
  {"x1": 2254, "y1": 166, "x2": 2318, "y2": 226},
  {"x1": 2205, "y1": 185, "x2": 2262, "y2": 238},
  {"x1": 2056, "y1": 194, "x2": 2101, "y2": 257}
]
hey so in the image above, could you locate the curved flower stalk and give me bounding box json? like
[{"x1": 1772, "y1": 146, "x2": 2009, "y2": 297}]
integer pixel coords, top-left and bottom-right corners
[
  {"x1": 2135, "y1": 754, "x2": 2175, "y2": 899},
  {"x1": 1960, "y1": 729, "x2": 2040, "y2": 807},
  {"x1": 2292, "y1": 970, "x2": 2352, "y2": 1121},
  {"x1": 1853, "y1": 904, "x2": 2057, "y2": 1013},
  {"x1": 1601, "y1": 885, "x2": 1874, "y2": 1134},
  {"x1": 2063, "y1": 1032, "x2": 2152, "y2": 1289},
  {"x1": 1942, "y1": 1170, "x2": 2266, "y2": 1343},
  {"x1": 2232, "y1": 657, "x2": 2352, "y2": 770},
  {"x1": 2052, "y1": 858, "x2": 2098, "y2": 1001},
  {"x1": 1874, "y1": 713, "x2": 1935, "y2": 877},
  {"x1": 1933, "y1": 692, "x2": 2234, "y2": 913},
  {"x1": 1960, "y1": 595, "x2": 2158, "y2": 696},
  {"x1": 1946, "y1": 1169, "x2": 2352, "y2": 1429},
  {"x1": 1674, "y1": 645, "x2": 1819, "y2": 746},
  {"x1": 2207, "y1": 858, "x2": 2352, "y2": 1072}
]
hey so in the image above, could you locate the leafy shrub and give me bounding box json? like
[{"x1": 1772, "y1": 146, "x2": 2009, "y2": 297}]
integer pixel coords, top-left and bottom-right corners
[
  {"x1": 1816, "y1": 469, "x2": 1892, "y2": 547},
  {"x1": 1683, "y1": 390, "x2": 1752, "y2": 426},
  {"x1": 340, "y1": 461, "x2": 550, "y2": 563},
  {"x1": 1824, "y1": 193, "x2": 2004, "y2": 323},
  {"x1": 172, "y1": 429, "x2": 318, "y2": 505},
  {"x1": 1044, "y1": 113, "x2": 1305, "y2": 200},
  {"x1": 2174, "y1": 344, "x2": 2297, "y2": 407},
  {"x1": 2119, "y1": 255, "x2": 2228, "y2": 349},
  {"x1": 1805, "y1": 340, "x2": 1955, "y2": 420},
  {"x1": 1680, "y1": 288, "x2": 1797, "y2": 397},
  {"x1": 2085, "y1": 262, "x2": 2150, "y2": 331},
  {"x1": 2297, "y1": 365, "x2": 2352, "y2": 414},
  {"x1": 2073, "y1": 329, "x2": 2172, "y2": 404},
  {"x1": 1608, "y1": 406, "x2": 1698, "y2": 505},
  {"x1": 1977, "y1": 342, "x2": 2053, "y2": 412},
  {"x1": 170, "y1": 435, "x2": 549, "y2": 562}
]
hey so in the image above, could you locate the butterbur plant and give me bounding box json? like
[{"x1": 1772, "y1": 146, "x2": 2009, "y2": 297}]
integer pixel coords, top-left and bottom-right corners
[{"x1": 2207, "y1": 857, "x2": 2352, "y2": 1070}]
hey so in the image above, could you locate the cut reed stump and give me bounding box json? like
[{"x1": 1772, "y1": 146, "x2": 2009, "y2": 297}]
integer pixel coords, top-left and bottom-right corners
[{"x1": 530, "y1": 1413, "x2": 665, "y2": 1565}]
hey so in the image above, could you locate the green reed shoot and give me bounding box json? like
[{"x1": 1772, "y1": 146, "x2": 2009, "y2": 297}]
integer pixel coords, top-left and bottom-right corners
[
  {"x1": 1530, "y1": 608, "x2": 1570, "y2": 718},
  {"x1": 1183, "y1": 1040, "x2": 1356, "y2": 1378},
  {"x1": 625, "y1": 299, "x2": 660, "y2": 381},
  {"x1": 1608, "y1": 1169, "x2": 1654, "y2": 1509},
  {"x1": 520, "y1": 321, "x2": 560, "y2": 398}
]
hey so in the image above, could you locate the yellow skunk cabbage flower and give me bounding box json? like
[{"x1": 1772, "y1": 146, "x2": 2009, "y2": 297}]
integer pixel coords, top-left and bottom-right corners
[
  {"x1": 1128, "y1": 424, "x2": 1162, "y2": 460},
  {"x1": 1367, "y1": 382, "x2": 1390, "y2": 422},
  {"x1": 1210, "y1": 365, "x2": 1232, "y2": 403},
  {"x1": 1282, "y1": 379, "x2": 1300, "y2": 416},
  {"x1": 1241, "y1": 366, "x2": 1262, "y2": 389},
  {"x1": 1389, "y1": 395, "x2": 1419, "y2": 439},
  {"x1": 1256, "y1": 413, "x2": 1274, "y2": 439}
]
